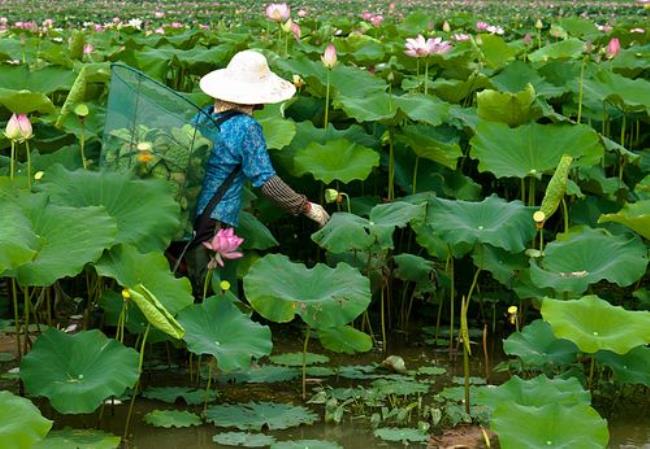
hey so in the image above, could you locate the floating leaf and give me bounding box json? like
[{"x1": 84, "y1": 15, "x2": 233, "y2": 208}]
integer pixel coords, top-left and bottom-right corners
[
  {"x1": 374, "y1": 427, "x2": 428, "y2": 443},
  {"x1": 217, "y1": 365, "x2": 299, "y2": 384},
  {"x1": 598, "y1": 200, "x2": 650, "y2": 240},
  {"x1": 596, "y1": 346, "x2": 650, "y2": 387},
  {"x1": 370, "y1": 379, "x2": 429, "y2": 397},
  {"x1": 542, "y1": 295, "x2": 650, "y2": 355},
  {"x1": 294, "y1": 139, "x2": 379, "y2": 184},
  {"x1": 142, "y1": 386, "x2": 218, "y2": 405},
  {"x1": 33, "y1": 428, "x2": 120, "y2": 449},
  {"x1": 178, "y1": 296, "x2": 272, "y2": 372},
  {"x1": 269, "y1": 352, "x2": 329, "y2": 367},
  {"x1": 20, "y1": 328, "x2": 139, "y2": 414},
  {"x1": 317, "y1": 326, "x2": 373, "y2": 354},
  {"x1": 204, "y1": 402, "x2": 318, "y2": 431},
  {"x1": 271, "y1": 441, "x2": 342, "y2": 449},
  {"x1": 0, "y1": 390, "x2": 52, "y2": 449},
  {"x1": 503, "y1": 320, "x2": 578, "y2": 367},
  {"x1": 143, "y1": 410, "x2": 201, "y2": 428},
  {"x1": 212, "y1": 432, "x2": 276, "y2": 448},
  {"x1": 244, "y1": 254, "x2": 370, "y2": 329}
]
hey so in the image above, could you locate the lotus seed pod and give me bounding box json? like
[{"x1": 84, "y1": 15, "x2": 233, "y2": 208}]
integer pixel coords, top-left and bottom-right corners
[{"x1": 324, "y1": 188, "x2": 340, "y2": 204}]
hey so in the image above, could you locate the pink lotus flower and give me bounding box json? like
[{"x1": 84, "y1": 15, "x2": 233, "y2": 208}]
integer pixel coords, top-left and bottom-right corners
[
  {"x1": 405, "y1": 35, "x2": 452, "y2": 58},
  {"x1": 476, "y1": 21, "x2": 489, "y2": 31},
  {"x1": 203, "y1": 228, "x2": 244, "y2": 268},
  {"x1": 83, "y1": 43, "x2": 94, "y2": 55},
  {"x1": 170, "y1": 21, "x2": 183, "y2": 29},
  {"x1": 94, "y1": 24, "x2": 105, "y2": 32},
  {"x1": 453, "y1": 33, "x2": 471, "y2": 42},
  {"x1": 199, "y1": 24, "x2": 210, "y2": 30},
  {"x1": 630, "y1": 28, "x2": 645, "y2": 34},
  {"x1": 361, "y1": 11, "x2": 373, "y2": 21},
  {"x1": 321, "y1": 43, "x2": 337, "y2": 68},
  {"x1": 370, "y1": 15, "x2": 384, "y2": 27},
  {"x1": 486, "y1": 25, "x2": 504, "y2": 35},
  {"x1": 4, "y1": 113, "x2": 33, "y2": 141},
  {"x1": 265, "y1": 3, "x2": 290, "y2": 22},
  {"x1": 154, "y1": 27, "x2": 165, "y2": 34},
  {"x1": 154, "y1": 11, "x2": 166, "y2": 19},
  {"x1": 42, "y1": 18, "x2": 54, "y2": 28},
  {"x1": 606, "y1": 37, "x2": 620, "y2": 59},
  {"x1": 297, "y1": 9, "x2": 307, "y2": 18},
  {"x1": 290, "y1": 22, "x2": 301, "y2": 40}
]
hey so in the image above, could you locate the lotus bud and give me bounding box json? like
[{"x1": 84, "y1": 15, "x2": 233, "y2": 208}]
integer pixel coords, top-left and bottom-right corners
[
  {"x1": 265, "y1": 3, "x2": 290, "y2": 22},
  {"x1": 4, "y1": 113, "x2": 32, "y2": 141},
  {"x1": 324, "y1": 188, "x2": 340, "y2": 204},
  {"x1": 535, "y1": 19, "x2": 543, "y2": 29},
  {"x1": 280, "y1": 18, "x2": 293, "y2": 33},
  {"x1": 292, "y1": 74, "x2": 304, "y2": 89},
  {"x1": 533, "y1": 211, "x2": 546, "y2": 229},
  {"x1": 321, "y1": 43, "x2": 337, "y2": 69},
  {"x1": 290, "y1": 22, "x2": 301, "y2": 40},
  {"x1": 523, "y1": 33, "x2": 533, "y2": 45},
  {"x1": 507, "y1": 305, "x2": 518, "y2": 325},
  {"x1": 605, "y1": 37, "x2": 620, "y2": 59},
  {"x1": 442, "y1": 20, "x2": 451, "y2": 33}
]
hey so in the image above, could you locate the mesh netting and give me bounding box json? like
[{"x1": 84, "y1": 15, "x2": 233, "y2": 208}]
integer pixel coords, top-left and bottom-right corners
[{"x1": 101, "y1": 63, "x2": 214, "y2": 239}]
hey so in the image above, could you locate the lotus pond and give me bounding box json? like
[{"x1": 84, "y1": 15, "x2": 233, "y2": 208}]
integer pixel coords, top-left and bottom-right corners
[{"x1": 1, "y1": 1, "x2": 650, "y2": 449}]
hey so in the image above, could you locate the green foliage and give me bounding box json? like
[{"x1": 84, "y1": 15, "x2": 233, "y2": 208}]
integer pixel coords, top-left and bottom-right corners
[
  {"x1": 33, "y1": 429, "x2": 120, "y2": 449},
  {"x1": 212, "y1": 432, "x2": 276, "y2": 447},
  {"x1": 503, "y1": 319, "x2": 578, "y2": 367},
  {"x1": 204, "y1": 402, "x2": 318, "y2": 431},
  {"x1": 374, "y1": 428, "x2": 429, "y2": 443},
  {"x1": 142, "y1": 386, "x2": 218, "y2": 405},
  {"x1": 0, "y1": 390, "x2": 52, "y2": 449},
  {"x1": 143, "y1": 410, "x2": 202, "y2": 428}
]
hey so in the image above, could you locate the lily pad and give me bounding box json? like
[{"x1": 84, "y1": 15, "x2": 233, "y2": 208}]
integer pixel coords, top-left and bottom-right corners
[
  {"x1": 530, "y1": 228, "x2": 648, "y2": 295},
  {"x1": 244, "y1": 254, "x2": 370, "y2": 329},
  {"x1": 599, "y1": 200, "x2": 650, "y2": 240},
  {"x1": 503, "y1": 319, "x2": 578, "y2": 367},
  {"x1": 271, "y1": 441, "x2": 342, "y2": 449},
  {"x1": 212, "y1": 432, "x2": 276, "y2": 447},
  {"x1": 204, "y1": 401, "x2": 318, "y2": 431},
  {"x1": 20, "y1": 328, "x2": 139, "y2": 414},
  {"x1": 596, "y1": 346, "x2": 650, "y2": 387},
  {"x1": 178, "y1": 296, "x2": 272, "y2": 372},
  {"x1": 0, "y1": 390, "x2": 52, "y2": 449},
  {"x1": 542, "y1": 295, "x2": 650, "y2": 354},
  {"x1": 33, "y1": 428, "x2": 120, "y2": 449},
  {"x1": 142, "y1": 386, "x2": 218, "y2": 405},
  {"x1": 217, "y1": 365, "x2": 300, "y2": 384},
  {"x1": 370, "y1": 379, "x2": 429, "y2": 397},
  {"x1": 269, "y1": 352, "x2": 329, "y2": 367},
  {"x1": 470, "y1": 121, "x2": 602, "y2": 179},
  {"x1": 143, "y1": 410, "x2": 201, "y2": 428},
  {"x1": 374, "y1": 428, "x2": 428, "y2": 443}
]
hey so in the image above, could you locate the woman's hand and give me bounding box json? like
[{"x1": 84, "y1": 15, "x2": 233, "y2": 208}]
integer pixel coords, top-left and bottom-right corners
[{"x1": 304, "y1": 202, "x2": 330, "y2": 227}]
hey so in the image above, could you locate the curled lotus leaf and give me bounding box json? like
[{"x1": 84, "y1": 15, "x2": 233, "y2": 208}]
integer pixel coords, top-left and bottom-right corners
[
  {"x1": 128, "y1": 284, "x2": 184, "y2": 339},
  {"x1": 244, "y1": 254, "x2": 371, "y2": 329},
  {"x1": 542, "y1": 295, "x2": 650, "y2": 354},
  {"x1": 20, "y1": 328, "x2": 139, "y2": 414},
  {"x1": 477, "y1": 83, "x2": 541, "y2": 127},
  {"x1": 177, "y1": 296, "x2": 272, "y2": 372},
  {"x1": 0, "y1": 390, "x2": 52, "y2": 449},
  {"x1": 530, "y1": 228, "x2": 648, "y2": 295},
  {"x1": 598, "y1": 200, "x2": 650, "y2": 240},
  {"x1": 142, "y1": 386, "x2": 218, "y2": 405}
]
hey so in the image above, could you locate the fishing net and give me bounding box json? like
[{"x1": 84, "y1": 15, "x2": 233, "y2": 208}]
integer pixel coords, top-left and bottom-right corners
[{"x1": 100, "y1": 63, "x2": 214, "y2": 239}]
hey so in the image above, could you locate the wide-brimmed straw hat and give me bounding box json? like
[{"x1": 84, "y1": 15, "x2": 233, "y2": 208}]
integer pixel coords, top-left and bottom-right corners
[{"x1": 199, "y1": 50, "x2": 296, "y2": 105}]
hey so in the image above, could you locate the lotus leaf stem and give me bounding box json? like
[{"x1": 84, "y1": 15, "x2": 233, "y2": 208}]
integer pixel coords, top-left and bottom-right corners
[
  {"x1": 204, "y1": 360, "x2": 213, "y2": 411},
  {"x1": 323, "y1": 69, "x2": 331, "y2": 130},
  {"x1": 423, "y1": 59, "x2": 429, "y2": 96},
  {"x1": 412, "y1": 156, "x2": 419, "y2": 194},
  {"x1": 448, "y1": 254, "x2": 455, "y2": 356},
  {"x1": 80, "y1": 122, "x2": 88, "y2": 169},
  {"x1": 561, "y1": 198, "x2": 569, "y2": 233},
  {"x1": 25, "y1": 140, "x2": 32, "y2": 189},
  {"x1": 388, "y1": 130, "x2": 395, "y2": 200},
  {"x1": 482, "y1": 324, "x2": 490, "y2": 383},
  {"x1": 588, "y1": 357, "x2": 596, "y2": 390},
  {"x1": 22, "y1": 286, "x2": 30, "y2": 355},
  {"x1": 577, "y1": 56, "x2": 587, "y2": 124},
  {"x1": 9, "y1": 140, "x2": 15, "y2": 180},
  {"x1": 202, "y1": 268, "x2": 213, "y2": 301},
  {"x1": 301, "y1": 326, "x2": 311, "y2": 400},
  {"x1": 11, "y1": 279, "x2": 21, "y2": 361},
  {"x1": 124, "y1": 323, "x2": 151, "y2": 439},
  {"x1": 528, "y1": 176, "x2": 535, "y2": 207},
  {"x1": 380, "y1": 284, "x2": 387, "y2": 353}
]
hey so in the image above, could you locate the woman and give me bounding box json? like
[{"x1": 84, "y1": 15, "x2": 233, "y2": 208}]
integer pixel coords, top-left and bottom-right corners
[{"x1": 191, "y1": 49, "x2": 329, "y2": 263}]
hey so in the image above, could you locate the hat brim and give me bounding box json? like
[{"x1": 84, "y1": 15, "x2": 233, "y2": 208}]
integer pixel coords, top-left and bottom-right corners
[{"x1": 199, "y1": 69, "x2": 296, "y2": 105}]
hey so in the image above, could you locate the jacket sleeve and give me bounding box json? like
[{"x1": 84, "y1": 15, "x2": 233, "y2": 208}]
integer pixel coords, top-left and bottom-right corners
[
  {"x1": 240, "y1": 121, "x2": 277, "y2": 188},
  {"x1": 260, "y1": 175, "x2": 309, "y2": 216}
]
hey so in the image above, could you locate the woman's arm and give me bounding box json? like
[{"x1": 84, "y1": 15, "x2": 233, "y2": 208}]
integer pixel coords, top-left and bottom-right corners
[{"x1": 260, "y1": 175, "x2": 309, "y2": 215}]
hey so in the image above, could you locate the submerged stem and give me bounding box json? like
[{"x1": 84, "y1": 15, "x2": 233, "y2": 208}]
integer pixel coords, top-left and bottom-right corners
[{"x1": 301, "y1": 326, "x2": 311, "y2": 400}]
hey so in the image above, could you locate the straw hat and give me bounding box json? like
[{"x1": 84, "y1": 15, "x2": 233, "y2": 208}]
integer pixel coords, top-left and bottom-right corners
[{"x1": 199, "y1": 50, "x2": 296, "y2": 105}]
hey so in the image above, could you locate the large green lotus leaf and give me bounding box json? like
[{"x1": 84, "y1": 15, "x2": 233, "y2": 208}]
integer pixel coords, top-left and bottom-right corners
[
  {"x1": 528, "y1": 38, "x2": 586, "y2": 63},
  {"x1": 490, "y1": 61, "x2": 567, "y2": 98},
  {"x1": 393, "y1": 94, "x2": 450, "y2": 127},
  {"x1": 580, "y1": 70, "x2": 650, "y2": 114},
  {"x1": 269, "y1": 352, "x2": 329, "y2": 367},
  {"x1": 33, "y1": 429, "x2": 120, "y2": 449},
  {"x1": 475, "y1": 374, "x2": 590, "y2": 411},
  {"x1": 393, "y1": 253, "x2": 435, "y2": 284},
  {"x1": 39, "y1": 166, "x2": 180, "y2": 252},
  {"x1": 0, "y1": 88, "x2": 55, "y2": 114},
  {"x1": 238, "y1": 211, "x2": 279, "y2": 250},
  {"x1": 95, "y1": 244, "x2": 193, "y2": 316},
  {"x1": 0, "y1": 201, "x2": 37, "y2": 274},
  {"x1": 430, "y1": 74, "x2": 493, "y2": 103},
  {"x1": 596, "y1": 346, "x2": 650, "y2": 387},
  {"x1": 503, "y1": 320, "x2": 578, "y2": 367},
  {"x1": 471, "y1": 245, "x2": 527, "y2": 288},
  {"x1": 369, "y1": 201, "x2": 425, "y2": 249},
  {"x1": 395, "y1": 124, "x2": 462, "y2": 169},
  {"x1": 530, "y1": 228, "x2": 648, "y2": 295},
  {"x1": 374, "y1": 428, "x2": 428, "y2": 443},
  {"x1": 598, "y1": 200, "x2": 650, "y2": 240},
  {"x1": 470, "y1": 121, "x2": 603, "y2": 179},
  {"x1": 334, "y1": 91, "x2": 397, "y2": 123},
  {"x1": 20, "y1": 328, "x2": 139, "y2": 414},
  {"x1": 492, "y1": 402, "x2": 608, "y2": 449},
  {"x1": 311, "y1": 213, "x2": 374, "y2": 253},
  {"x1": 212, "y1": 432, "x2": 276, "y2": 448},
  {"x1": 477, "y1": 84, "x2": 542, "y2": 127},
  {"x1": 142, "y1": 386, "x2": 218, "y2": 405},
  {"x1": 317, "y1": 325, "x2": 373, "y2": 354},
  {"x1": 426, "y1": 195, "x2": 536, "y2": 254},
  {"x1": 256, "y1": 115, "x2": 296, "y2": 150},
  {"x1": 177, "y1": 296, "x2": 272, "y2": 372},
  {"x1": 479, "y1": 34, "x2": 517, "y2": 69},
  {"x1": 244, "y1": 254, "x2": 370, "y2": 329},
  {"x1": 542, "y1": 295, "x2": 650, "y2": 354},
  {"x1": 294, "y1": 138, "x2": 379, "y2": 184},
  {"x1": 14, "y1": 198, "x2": 117, "y2": 287},
  {"x1": 204, "y1": 401, "x2": 318, "y2": 431},
  {"x1": 0, "y1": 390, "x2": 52, "y2": 449},
  {"x1": 143, "y1": 410, "x2": 202, "y2": 428},
  {"x1": 271, "y1": 440, "x2": 342, "y2": 449},
  {"x1": 0, "y1": 65, "x2": 75, "y2": 95}
]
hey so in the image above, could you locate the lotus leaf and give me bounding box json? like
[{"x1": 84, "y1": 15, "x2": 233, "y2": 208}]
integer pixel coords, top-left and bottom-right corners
[
  {"x1": 317, "y1": 326, "x2": 373, "y2": 354},
  {"x1": 33, "y1": 428, "x2": 120, "y2": 449},
  {"x1": 393, "y1": 94, "x2": 450, "y2": 127},
  {"x1": 490, "y1": 61, "x2": 567, "y2": 98},
  {"x1": 0, "y1": 202, "x2": 37, "y2": 274},
  {"x1": 39, "y1": 166, "x2": 180, "y2": 252},
  {"x1": 256, "y1": 115, "x2": 296, "y2": 150},
  {"x1": 142, "y1": 386, "x2": 218, "y2": 405},
  {"x1": 238, "y1": 211, "x2": 279, "y2": 250},
  {"x1": 244, "y1": 254, "x2": 370, "y2": 329},
  {"x1": 271, "y1": 441, "x2": 342, "y2": 449},
  {"x1": 294, "y1": 138, "x2": 379, "y2": 184},
  {"x1": 528, "y1": 38, "x2": 586, "y2": 63},
  {"x1": 471, "y1": 245, "x2": 527, "y2": 288},
  {"x1": 204, "y1": 401, "x2": 318, "y2": 431},
  {"x1": 470, "y1": 121, "x2": 602, "y2": 179},
  {"x1": 542, "y1": 295, "x2": 650, "y2": 354},
  {"x1": 598, "y1": 200, "x2": 650, "y2": 240},
  {"x1": 580, "y1": 70, "x2": 650, "y2": 114},
  {"x1": 394, "y1": 253, "x2": 435, "y2": 284},
  {"x1": 217, "y1": 365, "x2": 300, "y2": 384},
  {"x1": 334, "y1": 91, "x2": 397, "y2": 123},
  {"x1": 491, "y1": 402, "x2": 609, "y2": 449},
  {"x1": 0, "y1": 390, "x2": 52, "y2": 449},
  {"x1": 477, "y1": 84, "x2": 541, "y2": 127},
  {"x1": 212, "y1": 432, "x2": 276, "y2": 447},
  {"x1": 20, "y1": 328, "x2": 139, "y2": 414},
  {"x1": 596, "y1": 346, "x2": 650, "y2": 387},
  {"x1": 475, "y1": 375, "x2": 589, "y2": 412},
  {"x1": 95, "y1": 244, "x2": 193, "y2": 316},
  {"x1": 129, "y1": 284, "x2": 184, "y2": 339},
  {"x1": 370, "y1": 379, "x2": 429, "y2": 397},
  {"x1": 143, "y1": 410, "x2": 202, "y2": 428},
  {"x1": 426, "y1": 195, "x2": 535, "y2": 254},
  {"x1": 0, "y1": 88, "x2": 55, "y2": 114},
  {"x1": 374, "y1": 427, "x2": 429, "y2": 443},
  {"x1": 395, "y1": 124, "x2": 463, "y2": 170},
  {"x1": 503, "y1": 320, "x2": 578, "y2": 367},
  {"x1": 417, "y1": 366, "x2": 447, "y2": 376},
  {"x1": 530, "y1": 228, "x2": 648, "y2": 295},
  {"x1": 178, "y1": 296, "x2": 272, "y2": 372},
  {"x1": 269, "y1": 352, "x2": 329, "y2": 367}
]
